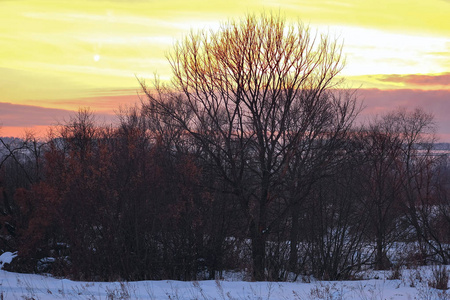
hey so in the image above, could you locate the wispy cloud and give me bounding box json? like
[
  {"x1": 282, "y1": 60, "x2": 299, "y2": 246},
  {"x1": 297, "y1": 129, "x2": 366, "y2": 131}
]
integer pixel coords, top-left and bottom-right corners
[
  {"x1": 272, "y1": 0, "x2": 450, "y2": 36},
  {"x1": 334, "y1": 26, "x2": 450, "y2": 76},
  {"x1": 0, "y1": 102, "x2": 122, "y2": 139},
  {"x1": 346, "y1": 72, "x2": 450, "y2": 90},
  {"x1": 1, "y1": 0, "x2": 449, "y2": 139},
  {"x1": 40, "y1": 93, "x2": 142, "y2": 113},
  {"x1": 375, "y1": 73, "x2": 450, "y2": 87},
  {"x1": 0, "y1": 102, "x2": 115, "y2": 127},
  {"x1": 0, "y1": 103, "x2": 76, "y2": 127}
]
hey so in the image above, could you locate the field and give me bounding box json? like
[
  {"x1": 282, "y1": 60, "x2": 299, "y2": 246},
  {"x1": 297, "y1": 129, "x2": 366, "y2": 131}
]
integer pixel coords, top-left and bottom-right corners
[{"x1": 0, "y1": 252, "x2": 448, "y2": 300}]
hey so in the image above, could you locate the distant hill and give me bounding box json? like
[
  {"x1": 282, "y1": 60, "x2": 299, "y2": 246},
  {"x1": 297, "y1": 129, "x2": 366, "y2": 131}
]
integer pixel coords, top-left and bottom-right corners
[
  {"x1": 433, "y1": 143, "x2": 450, "y2": 150},
  {"x1": 0, "y1": 137, "x2": 23, "y2": 144}
]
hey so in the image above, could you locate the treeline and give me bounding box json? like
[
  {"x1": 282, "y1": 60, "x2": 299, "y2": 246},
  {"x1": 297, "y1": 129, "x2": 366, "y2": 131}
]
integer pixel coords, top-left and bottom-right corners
[
  {"x1": 0, "y1": 106, "x2": 449, "y2": 281},
  {"x1": 1, "y1": 14, "x2": 449, "y2": 281}
]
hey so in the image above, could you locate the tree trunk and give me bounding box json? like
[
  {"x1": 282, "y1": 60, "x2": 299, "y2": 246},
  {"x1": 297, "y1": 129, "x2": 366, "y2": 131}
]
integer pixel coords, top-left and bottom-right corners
[
  {"x1": 250, "y1": 220, "x2": 265, "y2": 281},
  {"x1": 375, "y1": 229, "x2": 390, "y2": 270},
  {"x1": 289, "y1": 207, "x2": 300, "y2": 272},
  {"x1": 375, "y1": 232, "x2": 384, "y2": 270}
]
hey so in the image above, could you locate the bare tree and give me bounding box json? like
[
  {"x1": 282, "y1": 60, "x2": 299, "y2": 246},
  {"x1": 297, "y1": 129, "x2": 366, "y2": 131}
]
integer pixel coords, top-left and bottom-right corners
[
  {"x1": 392, "y1": 108, "x2": 450, "y2": 263},
  {"x1": 140, "y1": 13, "x2": 358, "y2": 280},
  {"x1": 357, "y1": 108, "x2": 442, "y2": 269},
  {"x1": 357, "y1": 114, "x2": 406, "y2": 270},
  {"x1": 302, "y1": 154, "x2": 369, "y2": 280},
  {"x1": 0, "y1": 132, "x2": 47, "y2": 252}
]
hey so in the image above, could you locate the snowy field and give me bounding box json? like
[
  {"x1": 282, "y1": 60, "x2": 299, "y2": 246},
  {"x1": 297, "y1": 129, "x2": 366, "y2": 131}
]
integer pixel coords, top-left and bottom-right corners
[
  {"x1": 0, "y1": 268, "x2": 448, "y2": 299},
  {"x1": 0, "y1": 252, "x2": 449, "y2": 299}
]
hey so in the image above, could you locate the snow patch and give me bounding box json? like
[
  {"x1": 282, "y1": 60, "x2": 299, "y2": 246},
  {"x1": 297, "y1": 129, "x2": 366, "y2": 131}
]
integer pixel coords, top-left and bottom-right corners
[{"x1": 0, "y1": 251, "x2": 17, "y2": 269}]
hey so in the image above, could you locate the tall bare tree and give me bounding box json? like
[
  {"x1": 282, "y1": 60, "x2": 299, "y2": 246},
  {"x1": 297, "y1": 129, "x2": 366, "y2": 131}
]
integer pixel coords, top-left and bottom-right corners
[
  {"x1": 141, "y1": 13, "x2": 358, "y2": 280},
  {"x1": 393, "y1": 109, "x2": 450, "y2": 263},
  {"x1": 358, "y1": 117, "x2": 404, "y2": 270}
]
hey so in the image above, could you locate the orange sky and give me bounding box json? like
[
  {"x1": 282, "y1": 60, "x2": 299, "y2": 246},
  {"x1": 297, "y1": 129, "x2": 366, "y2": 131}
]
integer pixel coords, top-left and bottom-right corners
[{"x1": 0, "y1": 0, "x2": 449, "y2": 139}]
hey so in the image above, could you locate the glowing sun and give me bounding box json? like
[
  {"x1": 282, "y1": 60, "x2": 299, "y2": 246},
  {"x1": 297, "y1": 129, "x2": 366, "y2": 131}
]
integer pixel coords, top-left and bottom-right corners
[{"x1": 93, "y1": 54, "x2": 101, "y2": 62}]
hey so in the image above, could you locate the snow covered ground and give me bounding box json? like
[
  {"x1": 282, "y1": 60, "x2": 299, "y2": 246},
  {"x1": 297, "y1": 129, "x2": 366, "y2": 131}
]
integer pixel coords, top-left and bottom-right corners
[
  {"x1": 0, "y1": 253, "x2": 448, "y2": 299},
  {"x1": 0, "y1": 268, "x2": 448, "y2": 299}
]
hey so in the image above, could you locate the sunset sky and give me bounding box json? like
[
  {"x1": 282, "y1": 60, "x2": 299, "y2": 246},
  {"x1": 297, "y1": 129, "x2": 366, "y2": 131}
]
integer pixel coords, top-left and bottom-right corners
[{"x1": 1, "y1": 0, "x2": 449, "y2": 140}]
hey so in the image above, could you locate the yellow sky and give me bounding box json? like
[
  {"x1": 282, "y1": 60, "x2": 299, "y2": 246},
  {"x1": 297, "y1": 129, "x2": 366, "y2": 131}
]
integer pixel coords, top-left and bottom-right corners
[{"x1": 0, "y1": 0, "x2": 449, "y2": 137}]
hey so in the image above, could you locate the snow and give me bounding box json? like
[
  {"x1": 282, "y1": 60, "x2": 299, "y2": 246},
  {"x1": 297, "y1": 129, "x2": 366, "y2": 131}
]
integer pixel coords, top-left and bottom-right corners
[
  {"x1": 0, "y1": 266, "x2": 448, "y2": 299},
  {"x1": 0, "y1": 252, "x2": 17, "y2": 269},
  {"x1": 0, "y1": 252, "x2": 448, "y2": 299}
]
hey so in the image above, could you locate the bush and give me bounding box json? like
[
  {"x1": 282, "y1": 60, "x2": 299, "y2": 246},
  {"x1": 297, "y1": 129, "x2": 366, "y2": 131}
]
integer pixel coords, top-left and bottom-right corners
[{"x1": 429, "y1": 265, "x2": 449, "y2": 290}]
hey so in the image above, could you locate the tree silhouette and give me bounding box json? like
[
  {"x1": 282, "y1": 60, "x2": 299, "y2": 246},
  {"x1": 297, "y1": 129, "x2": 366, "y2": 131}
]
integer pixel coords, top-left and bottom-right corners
[{"x1": 141, "y1": 13, "x2": 358, "y2": 280}]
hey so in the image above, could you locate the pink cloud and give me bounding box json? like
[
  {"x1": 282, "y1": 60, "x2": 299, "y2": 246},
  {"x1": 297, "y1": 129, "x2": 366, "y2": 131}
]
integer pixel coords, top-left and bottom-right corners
[
  {"x1": 0, "y1": 91, "x2": 142, "y2": 138},
  {"x1": 2, "y1": 89, "x2": 450, "y2": 142},
  {"x1": 0, "y1": 102, "x2": 75, "y2": 127},
  {"x1": 0, "y1": 102, "x2": 117, "y2": 129},
  {"x1": 373, "y1": 73, "x2": 450, "y2": 86},
  {"x1": 41, "y1": 92, "x2": 142, "y2": 113}
]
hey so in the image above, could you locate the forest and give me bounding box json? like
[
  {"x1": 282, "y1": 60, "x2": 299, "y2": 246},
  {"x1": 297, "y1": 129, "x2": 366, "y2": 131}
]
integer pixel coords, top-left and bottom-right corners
[{"x1": 0, "y1": 14, "x2": 449, "y2": 282}]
